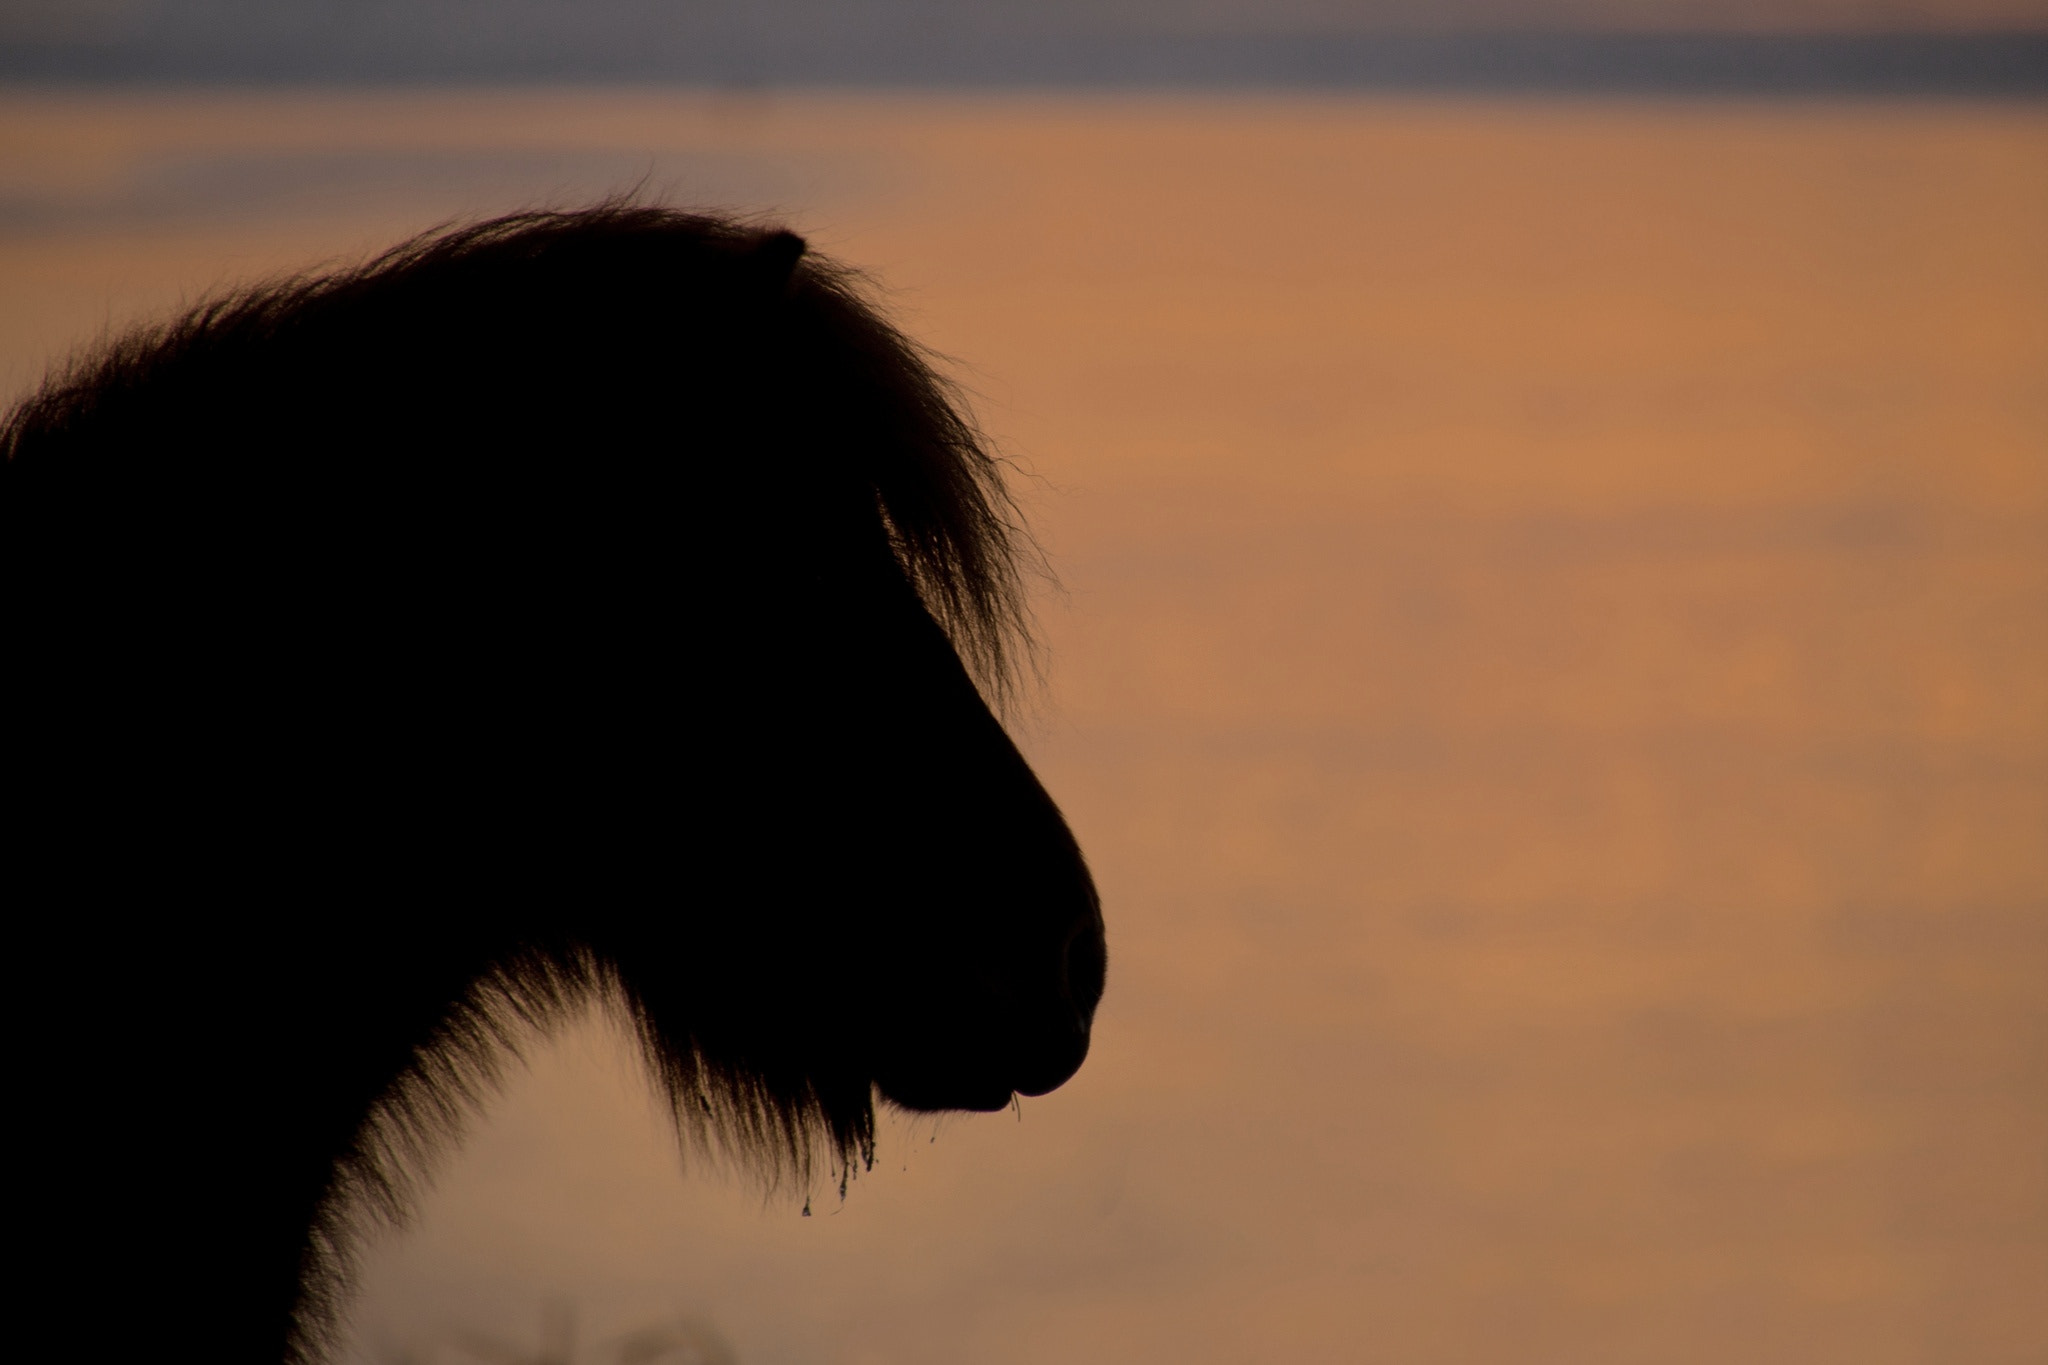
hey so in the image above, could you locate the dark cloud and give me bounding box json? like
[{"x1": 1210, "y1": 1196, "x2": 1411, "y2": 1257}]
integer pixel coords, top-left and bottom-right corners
[{"x1": 3, "y1": 0, "x2": 2045, "y2": 90}]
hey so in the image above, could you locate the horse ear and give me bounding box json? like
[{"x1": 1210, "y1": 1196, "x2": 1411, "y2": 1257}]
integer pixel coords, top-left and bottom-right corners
[{"x1": 752, "y1": 230, "x2": 808, "y2": 297}]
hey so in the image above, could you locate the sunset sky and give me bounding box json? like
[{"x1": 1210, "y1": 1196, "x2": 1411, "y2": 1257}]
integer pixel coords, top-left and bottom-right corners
[
  {"x1": 10, "y1": 84, "x2": 2042, "y2": 1363},
  {"x1": 2, "y1": 8, "x2": 2043, "y2": 1358}
]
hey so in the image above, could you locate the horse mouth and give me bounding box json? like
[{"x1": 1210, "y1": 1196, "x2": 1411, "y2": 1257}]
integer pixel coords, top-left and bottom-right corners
[
  {"x1": 875, "y1": 890, "x2": 1104, "y2": 1115},
  {"x1": 883, "y1": 1081, "x2": 1020, "y2": 1115},
  {"x1": 875, "y1": 1003, "x2": 1094, "y2": 1114}
]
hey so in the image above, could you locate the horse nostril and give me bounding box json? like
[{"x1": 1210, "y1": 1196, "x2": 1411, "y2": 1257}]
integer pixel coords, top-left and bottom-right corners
[{"x1": 1062, "y1": 916, "x2": 1107, "y2": 1021}]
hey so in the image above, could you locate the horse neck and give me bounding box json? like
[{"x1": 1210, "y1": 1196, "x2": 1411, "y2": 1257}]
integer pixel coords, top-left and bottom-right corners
[{"x1": 23, "y1": 914, "x2": 534, "y2": 1363}]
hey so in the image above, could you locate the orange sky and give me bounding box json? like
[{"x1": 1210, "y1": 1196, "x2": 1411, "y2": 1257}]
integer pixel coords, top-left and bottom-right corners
[{"x1": 3, "y1": 91, "x2": 2043, "y2": 1365}]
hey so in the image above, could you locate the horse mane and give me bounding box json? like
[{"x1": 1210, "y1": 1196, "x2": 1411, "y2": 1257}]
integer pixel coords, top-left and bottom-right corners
[
  {"x1": 3, "y1": 202, "x2": 1037, "y2": 700},
  {"x1": 2, "y1": 204, "x2": 1050, "y2": 1358}
]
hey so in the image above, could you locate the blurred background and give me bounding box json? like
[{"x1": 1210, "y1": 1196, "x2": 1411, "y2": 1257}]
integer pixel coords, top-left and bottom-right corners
[{"x1": 3, "y1": 4, "x2": 2044, "y2": 1363}]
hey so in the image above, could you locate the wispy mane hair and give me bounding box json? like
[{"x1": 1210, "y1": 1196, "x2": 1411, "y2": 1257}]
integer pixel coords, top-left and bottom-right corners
[{"x1": 4, "y1": 202, "x2": 1036, "y2": 700}]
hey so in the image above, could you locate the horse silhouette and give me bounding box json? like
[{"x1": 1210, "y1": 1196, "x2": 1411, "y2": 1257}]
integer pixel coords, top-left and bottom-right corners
[{"x1": 3, "y1": 206, "x2": 1105, "y2": 1364}]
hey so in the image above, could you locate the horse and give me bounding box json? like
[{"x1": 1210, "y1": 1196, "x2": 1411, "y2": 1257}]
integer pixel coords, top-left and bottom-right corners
[{"x1": 2, "y1": 205, "x2": 1105, "y2": 1364}]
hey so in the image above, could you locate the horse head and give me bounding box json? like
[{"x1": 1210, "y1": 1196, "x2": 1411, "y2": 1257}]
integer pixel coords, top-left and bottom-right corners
[{"x1": 3, "y1": 204, "x2": 1105, "y2": 1360}]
